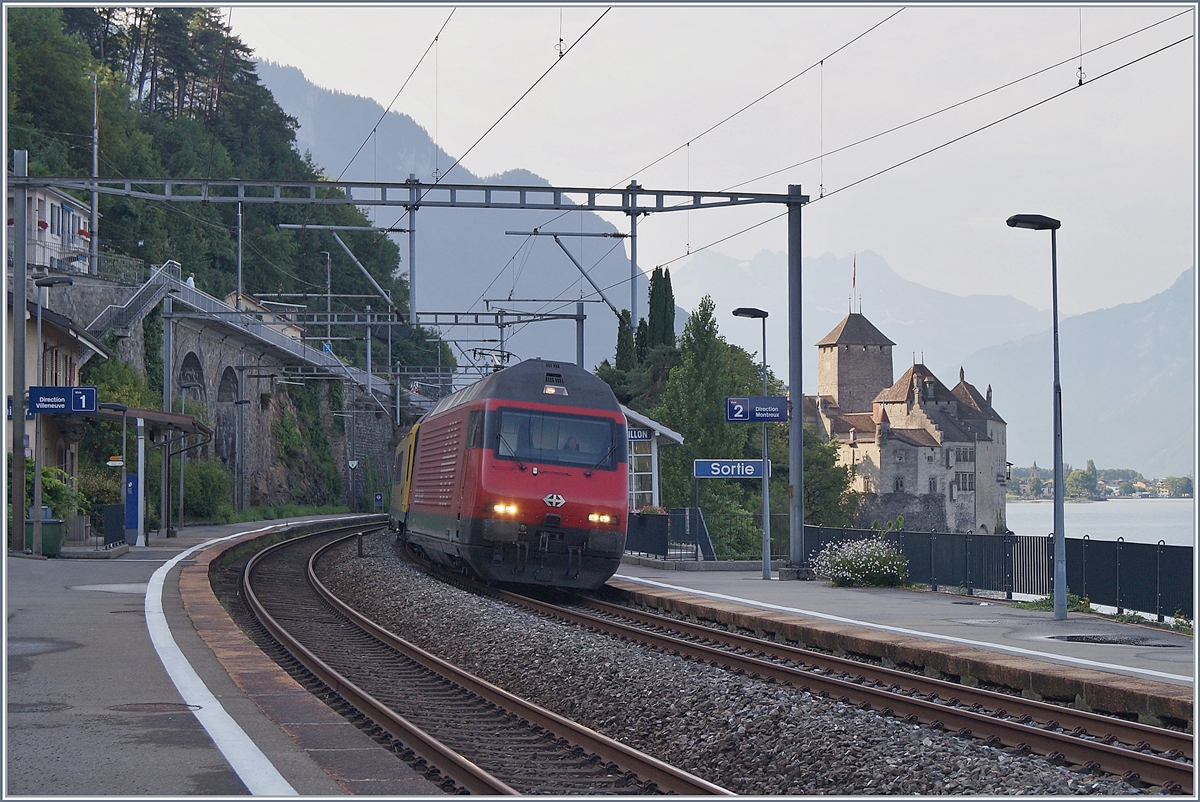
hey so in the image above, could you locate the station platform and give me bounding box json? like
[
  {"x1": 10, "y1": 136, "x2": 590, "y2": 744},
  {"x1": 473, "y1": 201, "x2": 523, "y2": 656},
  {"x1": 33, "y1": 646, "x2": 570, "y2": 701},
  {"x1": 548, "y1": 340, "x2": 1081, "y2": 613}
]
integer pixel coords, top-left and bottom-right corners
[
  {"x1": 5, "y1": 516, "x2": 440, "y2": 797},
  {"x1": 612, "y1": 557, "x2": 1194, "y2": 728},
  {"x1": 7, "y1": 521, "x2": 1193, "y2": 795}
]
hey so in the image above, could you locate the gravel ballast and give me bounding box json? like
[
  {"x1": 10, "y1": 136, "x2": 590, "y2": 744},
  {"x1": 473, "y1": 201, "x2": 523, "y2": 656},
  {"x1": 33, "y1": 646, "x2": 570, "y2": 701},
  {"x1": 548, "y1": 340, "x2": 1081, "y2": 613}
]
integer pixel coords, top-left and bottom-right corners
[{"x1": 317, "y1": 533, "x2": 1146, "y2": 795}]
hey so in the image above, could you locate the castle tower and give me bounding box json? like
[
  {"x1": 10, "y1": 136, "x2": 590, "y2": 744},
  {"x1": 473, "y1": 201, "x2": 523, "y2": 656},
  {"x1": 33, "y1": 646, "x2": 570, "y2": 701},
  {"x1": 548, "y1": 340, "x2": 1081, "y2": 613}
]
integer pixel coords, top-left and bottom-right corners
[{"x1": 816, "y1": 312, "x2": 895, "y2": 413}]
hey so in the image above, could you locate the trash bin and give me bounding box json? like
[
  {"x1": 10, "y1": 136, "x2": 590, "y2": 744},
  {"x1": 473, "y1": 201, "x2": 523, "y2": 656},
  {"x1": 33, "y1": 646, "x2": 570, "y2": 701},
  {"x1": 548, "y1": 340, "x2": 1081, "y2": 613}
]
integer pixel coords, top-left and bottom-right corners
[
  {"x1": 102, "y1": 504, "x2": 125, "y2": 548},
  {"x1": 24, "y1": 520, "x2": 64, "y2": 557}
]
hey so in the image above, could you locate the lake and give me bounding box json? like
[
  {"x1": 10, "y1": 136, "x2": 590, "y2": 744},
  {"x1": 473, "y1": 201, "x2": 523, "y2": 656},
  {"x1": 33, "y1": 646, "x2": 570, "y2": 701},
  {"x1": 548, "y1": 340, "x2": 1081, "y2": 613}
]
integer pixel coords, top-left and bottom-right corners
[{"x1": 1005, "y1": 498, "x2": 1195, "y2": 547}]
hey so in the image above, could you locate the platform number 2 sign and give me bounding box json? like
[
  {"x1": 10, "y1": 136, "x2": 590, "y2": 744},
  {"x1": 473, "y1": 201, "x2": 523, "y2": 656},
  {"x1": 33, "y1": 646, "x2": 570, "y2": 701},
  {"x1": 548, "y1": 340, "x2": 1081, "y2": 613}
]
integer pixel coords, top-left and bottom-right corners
[{"x1": 726, "y1": 397, "x2": 750, "y2": 422}]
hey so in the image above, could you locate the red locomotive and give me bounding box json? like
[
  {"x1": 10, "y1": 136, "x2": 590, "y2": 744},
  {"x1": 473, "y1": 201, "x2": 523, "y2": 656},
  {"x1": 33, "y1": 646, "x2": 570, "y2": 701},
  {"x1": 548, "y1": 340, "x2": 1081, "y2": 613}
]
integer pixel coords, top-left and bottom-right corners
[{"x1": 390, "y1": 359, "x2": 628, "y2": 589}]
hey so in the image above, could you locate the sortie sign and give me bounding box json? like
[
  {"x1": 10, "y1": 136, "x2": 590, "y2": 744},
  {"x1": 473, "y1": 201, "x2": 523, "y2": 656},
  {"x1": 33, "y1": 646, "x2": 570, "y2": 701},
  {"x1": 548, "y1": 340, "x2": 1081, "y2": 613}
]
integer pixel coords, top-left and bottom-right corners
[{"x1": 693, "y1": 459, "x2": 770, "y2": 479}]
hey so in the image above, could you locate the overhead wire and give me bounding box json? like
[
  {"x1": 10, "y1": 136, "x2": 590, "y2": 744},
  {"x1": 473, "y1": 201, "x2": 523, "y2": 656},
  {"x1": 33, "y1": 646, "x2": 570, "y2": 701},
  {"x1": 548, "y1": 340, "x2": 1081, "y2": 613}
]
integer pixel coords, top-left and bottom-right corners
[
  {"x1": 644, "y1": 32, "x2": 1193, "y2": 272},
  {"x1": 721, "y1": 8, "x2": 1192, "y2": 193},
  {"x1": 613, "y1": 7, "x2": 905, "y2": 188}
]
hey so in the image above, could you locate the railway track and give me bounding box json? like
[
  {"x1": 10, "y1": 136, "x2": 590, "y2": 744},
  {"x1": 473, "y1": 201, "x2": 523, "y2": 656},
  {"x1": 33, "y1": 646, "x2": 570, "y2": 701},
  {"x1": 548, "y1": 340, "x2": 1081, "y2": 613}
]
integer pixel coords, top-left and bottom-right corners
[
  {"x1": 491, "y1": 586, "x2": 1193, "y2": 793},
  {"x1": 240, "y1": 526, "x2": 731, "y2": 795}
]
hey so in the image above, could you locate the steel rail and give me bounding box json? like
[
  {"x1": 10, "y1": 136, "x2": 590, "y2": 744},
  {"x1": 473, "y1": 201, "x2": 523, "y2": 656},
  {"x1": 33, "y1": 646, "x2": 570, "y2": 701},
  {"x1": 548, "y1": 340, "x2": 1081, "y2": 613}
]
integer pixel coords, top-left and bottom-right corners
[
  {"x1": 497, "y1": 590, "x2": 1193, "y2": 793},
  {"x1": 310, "y1": 536, "x2": 734, "y2": 796},
  {"x1": 582, "y1": 597, "x2": 1193, "y2": 760},
  {"x1": 243, "y1": 527, "x2": 518, "y2": 795}
]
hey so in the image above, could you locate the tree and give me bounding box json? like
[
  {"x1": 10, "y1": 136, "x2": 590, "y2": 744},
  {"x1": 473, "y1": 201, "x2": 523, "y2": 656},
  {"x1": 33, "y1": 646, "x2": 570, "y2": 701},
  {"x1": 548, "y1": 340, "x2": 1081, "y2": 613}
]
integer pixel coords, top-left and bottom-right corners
[
  {"x1": 1117, "y1": 480, "x2": 1134, "y2": 496},
  {"x1": 802, "y1": 425, "x2": 858, "y2": 526},
  {"x1": 635, "y1": 317, "x2": 649, "y2": 365},
  {"x1": 646, "y1": 266, "x2": 676, "y2": 349},
  {"x1": 1065, "y1": 469, "x2": 1097, "y2": 498},
  {"x1": 652, "y1": 296, "x2": 759, "y2": 509},
  {"x1": 1086, "y1": 459, "x2": 1097, "y2": 477},
  {"x1": 615, "y1": 310, "x2": 636, "y2": 371},
  {"x1": 1029, "y1": 476, "x2": 1044, "y2": 497},
  {"x1": 1162, "y1": 476, "x2": 1193, "y2": 498}
]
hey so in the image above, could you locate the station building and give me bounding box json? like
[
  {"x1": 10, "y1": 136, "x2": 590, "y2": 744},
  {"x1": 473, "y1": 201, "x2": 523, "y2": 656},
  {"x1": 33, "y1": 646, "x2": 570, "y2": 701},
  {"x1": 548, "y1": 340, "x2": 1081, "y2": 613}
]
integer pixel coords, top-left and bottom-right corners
[{"x1": 804, "y1": 312, "x2": 1008, "y2": 534}]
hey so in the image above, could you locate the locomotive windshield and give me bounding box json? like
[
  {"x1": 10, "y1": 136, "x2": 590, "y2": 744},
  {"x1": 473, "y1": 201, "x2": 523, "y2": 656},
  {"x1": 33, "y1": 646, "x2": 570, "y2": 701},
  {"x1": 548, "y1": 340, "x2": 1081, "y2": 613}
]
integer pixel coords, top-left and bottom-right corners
[{"x1": 492, "y1": 408, "x2": 623, "y2": 470}]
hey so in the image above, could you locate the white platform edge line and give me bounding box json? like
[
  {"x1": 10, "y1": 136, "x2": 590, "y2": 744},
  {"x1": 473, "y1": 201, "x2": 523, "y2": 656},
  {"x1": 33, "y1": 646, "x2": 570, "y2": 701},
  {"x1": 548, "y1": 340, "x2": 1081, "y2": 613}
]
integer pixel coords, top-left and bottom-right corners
[
  {"x1": 144, "y1": 516, "x2": 362, "y2": 795},
  {"x1": 613, "y1": 574, "x2": 1193, "y2": 685}
]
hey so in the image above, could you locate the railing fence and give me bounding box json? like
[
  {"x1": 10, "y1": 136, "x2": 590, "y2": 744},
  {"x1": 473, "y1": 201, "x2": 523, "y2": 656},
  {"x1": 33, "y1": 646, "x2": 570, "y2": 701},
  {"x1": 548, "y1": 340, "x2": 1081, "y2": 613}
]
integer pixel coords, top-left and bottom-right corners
[{"x1": 644, "y1": 514, "x2": 1192, "y2": 622}]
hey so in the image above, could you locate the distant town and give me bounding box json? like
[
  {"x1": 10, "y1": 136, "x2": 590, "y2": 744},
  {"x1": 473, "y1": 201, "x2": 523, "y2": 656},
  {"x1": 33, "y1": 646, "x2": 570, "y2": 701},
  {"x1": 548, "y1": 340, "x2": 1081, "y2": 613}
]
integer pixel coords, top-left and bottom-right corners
[{"x1": 1008, "y1": 463, "x2": 1193, "y2": 500}]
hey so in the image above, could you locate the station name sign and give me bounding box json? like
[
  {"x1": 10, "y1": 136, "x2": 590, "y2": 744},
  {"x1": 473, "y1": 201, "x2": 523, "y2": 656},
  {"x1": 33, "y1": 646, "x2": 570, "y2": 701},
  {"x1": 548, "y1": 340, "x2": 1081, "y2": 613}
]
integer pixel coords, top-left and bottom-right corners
[
  {"x1": 628, "y1": 427, "x2": 653, "y2": 441},
  {"x1": 725, "y1": 396, "x2": 787, "y2": 423}
]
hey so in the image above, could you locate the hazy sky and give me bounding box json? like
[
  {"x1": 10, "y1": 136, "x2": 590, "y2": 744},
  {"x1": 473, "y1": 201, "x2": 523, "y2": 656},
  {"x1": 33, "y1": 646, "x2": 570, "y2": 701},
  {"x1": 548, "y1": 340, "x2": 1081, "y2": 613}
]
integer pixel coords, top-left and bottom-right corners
[{"x1": 232, "y1": 4, "x2": 1196, "y2": 321}]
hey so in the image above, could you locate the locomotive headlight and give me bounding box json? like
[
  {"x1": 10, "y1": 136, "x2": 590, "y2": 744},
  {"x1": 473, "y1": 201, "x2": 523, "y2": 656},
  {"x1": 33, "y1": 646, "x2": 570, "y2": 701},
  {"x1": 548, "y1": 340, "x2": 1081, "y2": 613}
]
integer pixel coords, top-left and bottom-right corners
[
  {"x1": 493, "y1": 503, "x2": 518, "y2": 515},
  {"x1": 588, "y1": 513, "x2": 613, "y2": 524}
]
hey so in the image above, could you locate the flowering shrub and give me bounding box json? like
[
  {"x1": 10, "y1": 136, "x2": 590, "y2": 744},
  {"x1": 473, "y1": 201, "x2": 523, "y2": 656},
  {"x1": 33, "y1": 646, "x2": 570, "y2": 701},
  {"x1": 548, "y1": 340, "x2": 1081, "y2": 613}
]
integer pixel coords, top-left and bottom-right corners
[
  {"x1": 810, "y1": 537, "x2": 908, "y2": 587},
  {"x1": 633, "y1": 505, "x2": 668, "y2": 515}
]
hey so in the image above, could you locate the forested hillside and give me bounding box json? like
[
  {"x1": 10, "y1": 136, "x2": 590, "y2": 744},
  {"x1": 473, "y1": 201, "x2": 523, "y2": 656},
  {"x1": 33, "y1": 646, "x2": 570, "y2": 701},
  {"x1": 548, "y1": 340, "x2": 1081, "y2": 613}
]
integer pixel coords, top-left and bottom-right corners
[{"x1": 7, "y1": 7, "x2": 436, "y2": 368}]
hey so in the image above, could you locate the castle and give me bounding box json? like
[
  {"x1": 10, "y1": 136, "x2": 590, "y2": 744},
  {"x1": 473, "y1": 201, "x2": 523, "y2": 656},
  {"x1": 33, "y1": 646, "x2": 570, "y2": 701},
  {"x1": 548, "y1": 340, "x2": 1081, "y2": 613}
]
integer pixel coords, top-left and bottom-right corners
[{"x1": 804, "y1": 313, "x2": 1008, "y2": 533}]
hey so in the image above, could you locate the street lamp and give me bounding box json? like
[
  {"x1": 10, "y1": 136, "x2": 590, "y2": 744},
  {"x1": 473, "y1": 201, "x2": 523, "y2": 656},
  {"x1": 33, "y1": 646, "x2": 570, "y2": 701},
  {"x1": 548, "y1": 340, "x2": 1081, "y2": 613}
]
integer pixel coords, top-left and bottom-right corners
[
  {"x1": 334, "y1": 412, "x2": 356, "y2": 512},
  {"x1": 100, "y1": 402, "x2": 129, "y2": 546},
  {"x1": 733, "y1": 306, "x2": 771, "y2": 580},
  {"x1": 178, "y1": 381, "x2": 202, "y2": 523},
  {"x1": 31, "y1": 275, "x2": 74, "y2": 555},
  {"x1": 1006, "y1": 213, "x2": 1066, "y2": 621}
]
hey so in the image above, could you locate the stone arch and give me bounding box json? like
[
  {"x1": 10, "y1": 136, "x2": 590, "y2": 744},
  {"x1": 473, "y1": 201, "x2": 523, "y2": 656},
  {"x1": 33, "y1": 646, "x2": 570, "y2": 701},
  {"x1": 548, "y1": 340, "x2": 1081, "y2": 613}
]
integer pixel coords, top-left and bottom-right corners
[
  {"x1": 179, "y1": 351, "x2": 205, "y2": 388},
  {"x1": 217, "y1": 366, "x2": 239, "y2": 402},
  {"x1": 978, "y1": 524, "x2": 989, "y2": 534}
]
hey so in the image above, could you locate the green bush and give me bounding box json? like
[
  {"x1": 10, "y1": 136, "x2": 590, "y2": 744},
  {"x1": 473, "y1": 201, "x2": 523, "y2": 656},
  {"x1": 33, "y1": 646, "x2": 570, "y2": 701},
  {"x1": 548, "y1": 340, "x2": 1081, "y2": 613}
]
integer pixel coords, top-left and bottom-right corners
[
  {"x1": 180, "y1": 459, "x2": 232, "y2": 522},
  {"x1": 811, "y1": 537, "x2": 908, "y2": 587}
]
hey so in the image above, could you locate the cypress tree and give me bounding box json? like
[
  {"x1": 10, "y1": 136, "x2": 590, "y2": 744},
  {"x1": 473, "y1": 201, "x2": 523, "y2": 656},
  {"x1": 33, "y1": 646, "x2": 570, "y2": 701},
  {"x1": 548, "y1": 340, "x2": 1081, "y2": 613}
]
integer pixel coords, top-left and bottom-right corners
[
  {"x1": 661, "y1": 267, "x2": 676, "y2": 347},
  {"x1": 615, "y1": 310, "x2": 636, "y2": 371},
  {"x1": 635, "y1": 317, "x2": 649, "y2": 365}
]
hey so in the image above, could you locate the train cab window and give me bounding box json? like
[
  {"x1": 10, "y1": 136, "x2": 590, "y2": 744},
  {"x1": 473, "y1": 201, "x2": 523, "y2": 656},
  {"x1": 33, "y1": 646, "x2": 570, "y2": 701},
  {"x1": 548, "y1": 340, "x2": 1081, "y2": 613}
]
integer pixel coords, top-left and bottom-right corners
[{"x1": 492, "y1": 408, "x2": 622, "y2": 470}]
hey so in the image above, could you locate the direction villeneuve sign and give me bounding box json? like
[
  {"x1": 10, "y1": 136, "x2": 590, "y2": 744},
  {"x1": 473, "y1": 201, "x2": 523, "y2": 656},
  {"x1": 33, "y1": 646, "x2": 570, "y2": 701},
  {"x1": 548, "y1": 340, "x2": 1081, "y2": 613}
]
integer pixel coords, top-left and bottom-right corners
[{"x1": 28, "y1": 386, "x2": 98, "y2": 414}]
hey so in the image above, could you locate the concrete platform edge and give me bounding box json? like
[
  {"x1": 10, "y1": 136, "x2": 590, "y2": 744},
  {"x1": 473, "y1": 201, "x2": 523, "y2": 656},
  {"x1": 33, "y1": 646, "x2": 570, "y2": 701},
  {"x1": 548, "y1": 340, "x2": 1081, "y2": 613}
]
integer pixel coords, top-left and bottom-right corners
[
  {"x1": 181, "y1": 527, "x2": 445, "y2": 795},
  {"x1": 605, "y1": 578, "x2": 1194, "y2": 731}
]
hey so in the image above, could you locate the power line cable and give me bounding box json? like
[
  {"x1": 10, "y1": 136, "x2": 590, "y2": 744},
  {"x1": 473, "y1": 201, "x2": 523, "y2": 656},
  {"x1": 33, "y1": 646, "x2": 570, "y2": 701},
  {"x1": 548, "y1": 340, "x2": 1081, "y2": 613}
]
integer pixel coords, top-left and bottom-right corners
[
  {"x1": 722, "y1": 8, "x2": 1192, "y2": 192},
  {"x1": 599, "y1": 33, "x2": 1195, "y2": 277},
  {"x1": 614, "y1": 7, "x2": 905, "y2": 187},
  {"x1": 335, "y1": 9, "x2": 456, "y2": 182}
]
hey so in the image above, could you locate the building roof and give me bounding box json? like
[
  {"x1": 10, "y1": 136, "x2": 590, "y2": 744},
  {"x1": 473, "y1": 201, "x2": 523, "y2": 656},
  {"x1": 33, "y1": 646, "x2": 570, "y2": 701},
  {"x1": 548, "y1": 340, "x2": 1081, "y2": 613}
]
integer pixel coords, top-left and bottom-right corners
[
  {"x1": 950, "y1": 367, "x2": 1006, "y2": 424},
  {"x1": 815, "y1": 313, "x2": 896, "y2": 347},
  {"x1": 622, "y1": 405, "x2": 684, "y2": 445},
  {"x1": 8, "y1": 292, "x2": 113, "y2": 362},
  {"x1": 873, "y1": 363, "x2": 952, "y2": 404},
  {"x1": 886, "y1": 428, "x2": 942, "y2": 448}
]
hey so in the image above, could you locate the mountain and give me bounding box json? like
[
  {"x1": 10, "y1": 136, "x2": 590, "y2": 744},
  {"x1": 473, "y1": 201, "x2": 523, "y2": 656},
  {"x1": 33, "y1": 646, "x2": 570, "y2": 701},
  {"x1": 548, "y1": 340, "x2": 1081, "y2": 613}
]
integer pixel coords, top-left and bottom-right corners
[
  {"x1": 963, "y1": 268, "x2": 1195, "y2": 478},
  {"x1": 257, "y1": 59, "x2": 645, "y2": 371}
]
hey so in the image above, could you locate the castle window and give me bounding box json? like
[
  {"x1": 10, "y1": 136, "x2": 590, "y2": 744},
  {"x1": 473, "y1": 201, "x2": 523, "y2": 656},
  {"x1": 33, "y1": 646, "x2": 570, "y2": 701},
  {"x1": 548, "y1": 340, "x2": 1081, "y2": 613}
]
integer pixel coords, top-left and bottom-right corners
[
  {"x1": 895, "y1": 451, "x2": 904, "y2": 462},
  {"x1": 894, "y1": 478, "x2": 904, "y2": 492},
  {"x1": 956, "y1": 471, "x2": 975, "y2": 491},
  {"x1": 929, "y1": 478, "x2": 937, "y2": 494},
  {"x1": 955, "y1": 446, "x2": 975, "y2": 463}
]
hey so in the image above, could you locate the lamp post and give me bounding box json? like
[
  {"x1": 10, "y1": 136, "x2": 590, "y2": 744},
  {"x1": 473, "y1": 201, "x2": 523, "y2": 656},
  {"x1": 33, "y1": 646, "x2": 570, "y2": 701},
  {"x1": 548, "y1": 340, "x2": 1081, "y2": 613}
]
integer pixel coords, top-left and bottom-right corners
[
  {"x1": 1006, "y1": 213, "x2": 1066, "y2": 620},
  {"x1": 733, "y1": 307, "x2": 771, "y2": 580},
  {"x1": 334, "y1": 412, "x2": 356, "y2": 512},
  {"x1": 178, "y1": 381, "x2": 202, "y2": 523},
  {"x1": 100, "y1": 402, "x2": 129, "y2": 546},
  {"x1": 31, "y1": 275, "x2": 74, "y2": 555},
  {"x1": 320, "y1": 250, "x2": 332, "y2": 348}
]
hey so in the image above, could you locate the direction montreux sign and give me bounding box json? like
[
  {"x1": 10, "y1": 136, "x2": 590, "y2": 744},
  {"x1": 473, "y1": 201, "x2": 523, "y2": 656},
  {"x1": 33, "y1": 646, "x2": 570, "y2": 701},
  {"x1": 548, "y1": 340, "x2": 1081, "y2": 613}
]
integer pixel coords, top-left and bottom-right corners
[{"x1": 725, "y1": 396, "x2": 787, "y2": 423}]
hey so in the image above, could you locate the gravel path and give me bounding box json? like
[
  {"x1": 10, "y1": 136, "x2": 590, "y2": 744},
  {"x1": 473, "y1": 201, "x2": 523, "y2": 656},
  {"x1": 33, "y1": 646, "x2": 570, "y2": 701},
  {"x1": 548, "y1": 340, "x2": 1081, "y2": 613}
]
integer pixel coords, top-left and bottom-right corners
[{"x1": 318, "y1": 533, "x2": 1145, "y2": 795}]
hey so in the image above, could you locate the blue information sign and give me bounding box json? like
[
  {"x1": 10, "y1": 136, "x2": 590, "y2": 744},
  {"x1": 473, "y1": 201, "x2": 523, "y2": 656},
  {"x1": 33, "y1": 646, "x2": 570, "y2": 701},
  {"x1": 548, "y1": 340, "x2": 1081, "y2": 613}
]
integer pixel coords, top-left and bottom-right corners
[
  {"x1": 694, "y1": 459, "x2": 769, "y2": 479},
  {"x1": 125, "y1": 473, "x2": 138, "y2": 531},
  {"x1": 29, "y1": 386, "x2": 98, "y2": 414},
  {"x1": 374, "y1": 492, "x2": 384, "y2": 508},
  {"x1": 726, "y1": 396, "x2": 787, "y2": 423},
  {"x1": 628, "y1": 427, "x2": 652, "y2": 441}
]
